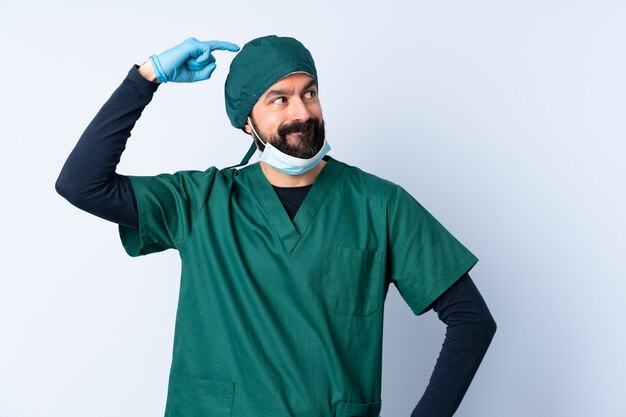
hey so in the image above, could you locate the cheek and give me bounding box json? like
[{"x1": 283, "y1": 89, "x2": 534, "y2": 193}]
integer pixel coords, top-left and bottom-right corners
[
  {"x1": 251, "y1": 112, "x2": 280, "y2": 135},
  {"x1": 310, "y1": 103, "x2": 323, "y2": 120},
  {"x1": 260, "y1": 120, "x2": 282, "y2": 139}
]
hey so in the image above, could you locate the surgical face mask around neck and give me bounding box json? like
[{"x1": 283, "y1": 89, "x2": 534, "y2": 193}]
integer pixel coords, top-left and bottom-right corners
[{"x1": 247, "y1": 117, "x2": 331, "y2": 176}]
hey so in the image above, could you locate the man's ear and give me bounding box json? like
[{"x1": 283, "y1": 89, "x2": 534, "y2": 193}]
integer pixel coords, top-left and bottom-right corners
[{"x1": 244, "y1": 118, "x2": 252, "y2": 135}]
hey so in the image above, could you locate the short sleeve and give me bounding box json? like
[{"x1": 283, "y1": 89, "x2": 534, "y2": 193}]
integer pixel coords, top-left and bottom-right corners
[
  {"x1": 387, "y1": 185, "x2": 478, "y2": 316},
  {"x1": 118, "y1": 168, "x2": 220, "y2": 257}
]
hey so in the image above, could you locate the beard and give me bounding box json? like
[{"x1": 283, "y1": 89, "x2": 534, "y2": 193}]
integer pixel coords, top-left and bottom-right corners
[{"x1": 251, "y1": 117, "x2": 325, "y2": 159}]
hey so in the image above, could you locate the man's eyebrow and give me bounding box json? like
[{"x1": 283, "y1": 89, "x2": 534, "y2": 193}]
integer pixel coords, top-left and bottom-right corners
[
  {"x1": 265, "y1": 88, "x2": 291, "y2": 98},
  {"x1": 302, "y1": 78, "x2": 318, "y2": 91}
]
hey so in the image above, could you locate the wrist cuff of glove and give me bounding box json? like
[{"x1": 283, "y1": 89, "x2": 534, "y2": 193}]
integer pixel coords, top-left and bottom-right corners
[{"x1": 149, "y1": 54, "x2": 168, "y2": 83}]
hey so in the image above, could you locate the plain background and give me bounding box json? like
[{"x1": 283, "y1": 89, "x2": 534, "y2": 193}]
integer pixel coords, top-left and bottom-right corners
[{"x1": 1, "y1": 1, "x2": 625, "y2": 416}]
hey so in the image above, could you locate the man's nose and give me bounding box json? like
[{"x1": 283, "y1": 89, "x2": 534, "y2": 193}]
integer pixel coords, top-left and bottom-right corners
[{"x1": 288, "y1": 97, "x2": 312, "y2": 122}]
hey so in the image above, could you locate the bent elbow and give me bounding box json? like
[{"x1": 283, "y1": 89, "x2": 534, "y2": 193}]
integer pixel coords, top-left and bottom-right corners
[
  {"x1": 487, "y1": 316, "x2": 497, "y2": 338},
  {"x1": 468, "y1": 310, "x2": 498, "y2": 347},
  {"x1": 55, "y1": 175, "x2": 69, "y2": 199},
  {"x1": 55, "y1": 171, "x2": 88, "y2": 207},
  {"x1": 55, "y1": 173, "x2": 72, "y2": 200},
  {"x1": 55, "y1": 171, "x2": 80, "y2": 204},
  {"x1": 480, "y1": 313, "x2": 497, "y2": 345}
]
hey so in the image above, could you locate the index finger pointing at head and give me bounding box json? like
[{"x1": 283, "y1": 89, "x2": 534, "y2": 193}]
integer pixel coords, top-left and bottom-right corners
[{"x1": 206, "y1": 40, "x2": 240, "y2": 53}]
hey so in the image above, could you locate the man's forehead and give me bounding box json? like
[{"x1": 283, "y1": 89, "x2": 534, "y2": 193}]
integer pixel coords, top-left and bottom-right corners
[{"x1": 261, "y1": 72, "x2": 317, "y2": 97}]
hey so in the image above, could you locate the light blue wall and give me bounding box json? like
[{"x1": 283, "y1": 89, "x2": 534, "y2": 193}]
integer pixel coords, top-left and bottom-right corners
[{"x1": 1, "y1": 1, "x2": 624, "y2": 416}]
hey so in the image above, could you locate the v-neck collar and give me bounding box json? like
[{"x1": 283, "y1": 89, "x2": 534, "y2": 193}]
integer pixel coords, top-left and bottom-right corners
[{"x1": 244, "y1": 155, "x2": 345, "y2": 254}]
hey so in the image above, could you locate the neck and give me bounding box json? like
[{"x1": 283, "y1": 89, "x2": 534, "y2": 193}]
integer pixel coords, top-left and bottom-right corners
[{"x1": 260, "y1": 159, "x2": 327, "y2": 186}]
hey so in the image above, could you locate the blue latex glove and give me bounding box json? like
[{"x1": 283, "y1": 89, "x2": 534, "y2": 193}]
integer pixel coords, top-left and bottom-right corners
[{"x1": 149, "y1": 37, "x2": 240, "y2": 83}]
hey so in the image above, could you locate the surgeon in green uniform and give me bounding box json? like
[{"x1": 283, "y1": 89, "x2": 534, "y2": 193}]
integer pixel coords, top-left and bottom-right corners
[{"x1": 56, "y1": 35, "x2": 496, "y2": 417}]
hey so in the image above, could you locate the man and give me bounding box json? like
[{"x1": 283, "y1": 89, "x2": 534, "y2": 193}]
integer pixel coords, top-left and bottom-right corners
[{"x1": 56, "y1": 35, "x2": 496, "y2": 417}]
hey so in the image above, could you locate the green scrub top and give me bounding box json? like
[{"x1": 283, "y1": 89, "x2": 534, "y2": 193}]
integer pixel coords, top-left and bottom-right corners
[{"x1": 119, "y1": 155, "x2": 478, "y2": 417}]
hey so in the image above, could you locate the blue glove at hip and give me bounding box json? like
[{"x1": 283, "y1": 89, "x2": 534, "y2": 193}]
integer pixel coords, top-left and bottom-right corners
[{"x1": 149, "y1": 37, "x2": 240, "y2": 83}]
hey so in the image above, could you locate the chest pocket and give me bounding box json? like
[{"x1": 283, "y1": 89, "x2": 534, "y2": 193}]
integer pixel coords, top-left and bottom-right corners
[{"x1": 325, "y1": 246, "x2": 384, "y2": 316}]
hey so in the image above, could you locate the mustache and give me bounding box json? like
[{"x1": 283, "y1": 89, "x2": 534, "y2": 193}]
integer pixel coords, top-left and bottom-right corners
[{"x1": 278, "y1": 118, "x2": 321, "y2": 137}]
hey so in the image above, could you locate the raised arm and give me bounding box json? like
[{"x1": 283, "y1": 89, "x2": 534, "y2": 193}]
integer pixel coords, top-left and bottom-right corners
[
  {"x1": 55, "y1": 62, "x2": 159, "y2": 228},
  {"x1": 55, "y1": 38, "x2": 240, "y2": 229}
]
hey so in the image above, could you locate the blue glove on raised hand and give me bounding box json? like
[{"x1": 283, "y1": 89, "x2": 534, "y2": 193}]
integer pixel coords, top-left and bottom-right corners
[{"x1": 149, "y1": 37, "x2": 240, "y2": 83}]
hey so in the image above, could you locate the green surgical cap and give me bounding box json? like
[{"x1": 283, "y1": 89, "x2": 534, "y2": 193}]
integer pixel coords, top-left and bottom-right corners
[{"x1": 224, "y1": 35, "x2": 318, "y2": 130}]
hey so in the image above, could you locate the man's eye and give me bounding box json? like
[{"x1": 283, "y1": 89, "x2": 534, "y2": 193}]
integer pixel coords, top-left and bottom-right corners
[
  {"x1": 305, "y1": 90, "x2": 317, "y2": 98},
  {"x1": 272, "y1": 97, "x2": 286, "y2": 104}
]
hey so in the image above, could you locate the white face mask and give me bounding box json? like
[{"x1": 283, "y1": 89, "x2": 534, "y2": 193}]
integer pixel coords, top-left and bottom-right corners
[{"x1": 247, "y1": 117, "x2": 331, "y2": 176}]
